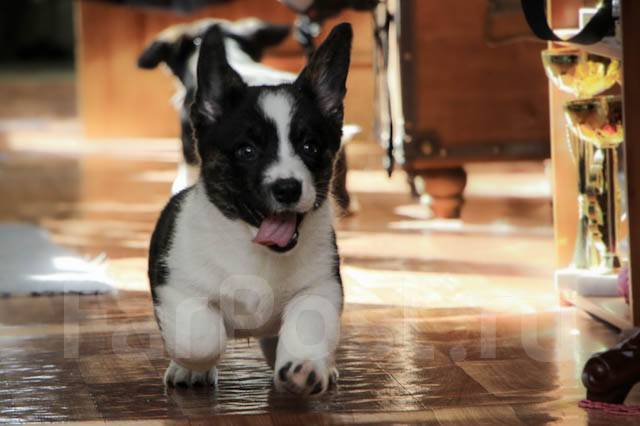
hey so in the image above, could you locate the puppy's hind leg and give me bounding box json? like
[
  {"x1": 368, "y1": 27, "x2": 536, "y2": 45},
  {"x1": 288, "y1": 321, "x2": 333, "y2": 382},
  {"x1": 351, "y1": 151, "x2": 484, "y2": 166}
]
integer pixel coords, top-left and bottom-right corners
[{"x1": 154, "y1": 286, "x2": 227, "y2": 388}]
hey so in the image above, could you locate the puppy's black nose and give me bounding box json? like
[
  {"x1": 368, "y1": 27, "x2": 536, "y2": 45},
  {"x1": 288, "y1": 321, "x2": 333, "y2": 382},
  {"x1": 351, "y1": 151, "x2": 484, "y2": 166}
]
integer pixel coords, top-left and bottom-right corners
[{"x1": 271, "y1": 178, "x2": 302, "y2": 205}]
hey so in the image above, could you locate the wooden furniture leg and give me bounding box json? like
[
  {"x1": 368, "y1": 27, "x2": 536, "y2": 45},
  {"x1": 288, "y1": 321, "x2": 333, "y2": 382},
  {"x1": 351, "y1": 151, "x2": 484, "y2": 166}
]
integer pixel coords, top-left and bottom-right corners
[
  {"x1": 582, "y1": 329, "x2": 640, "y2": 404},
  {"x1": 415, "y1": 167, "x2": 468, "y2": 219}
]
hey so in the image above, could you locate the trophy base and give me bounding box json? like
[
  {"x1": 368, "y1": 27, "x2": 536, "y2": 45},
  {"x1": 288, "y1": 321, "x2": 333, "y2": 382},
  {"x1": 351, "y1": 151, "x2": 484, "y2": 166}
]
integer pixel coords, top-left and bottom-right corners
[{"x1": 555, "y1": 268, "x2": 619, "y2": 297}]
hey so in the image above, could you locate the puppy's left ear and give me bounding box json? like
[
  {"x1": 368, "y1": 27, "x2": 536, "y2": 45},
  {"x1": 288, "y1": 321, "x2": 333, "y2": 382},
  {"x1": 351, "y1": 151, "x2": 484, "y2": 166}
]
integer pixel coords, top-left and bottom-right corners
[
  {"x1": 296, "y1": 23, "x2": 353, "y2": 124},
  {"x1": 192, "y1": 25, "x2": 246, "y2": 126},
  {"x1": 137, "y1": 41, "x2": 171, "y2": 69}
]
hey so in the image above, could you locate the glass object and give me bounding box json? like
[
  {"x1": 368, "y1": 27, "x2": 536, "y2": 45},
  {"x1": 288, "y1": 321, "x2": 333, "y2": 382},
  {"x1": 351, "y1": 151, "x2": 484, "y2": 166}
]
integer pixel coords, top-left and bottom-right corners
[{"x1": 542, "y1": 48, "x2": 620, "y2": 98}]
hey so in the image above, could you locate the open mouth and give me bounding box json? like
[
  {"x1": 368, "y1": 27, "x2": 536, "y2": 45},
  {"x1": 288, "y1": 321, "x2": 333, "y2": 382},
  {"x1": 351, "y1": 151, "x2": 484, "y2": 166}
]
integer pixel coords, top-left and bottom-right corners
[{"x1": 253, "y1": 212, "x2": 304, "y2": 253}]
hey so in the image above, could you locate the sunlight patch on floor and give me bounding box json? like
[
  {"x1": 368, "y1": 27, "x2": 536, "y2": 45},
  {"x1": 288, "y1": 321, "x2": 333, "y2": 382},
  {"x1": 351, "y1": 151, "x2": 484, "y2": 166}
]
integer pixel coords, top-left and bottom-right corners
[
  {"x1": 388, "y1": 217, "x2": 553, "y2": 238},
  {"x1": 342, "y1": 266, "x2": 558, "y2": 313}
]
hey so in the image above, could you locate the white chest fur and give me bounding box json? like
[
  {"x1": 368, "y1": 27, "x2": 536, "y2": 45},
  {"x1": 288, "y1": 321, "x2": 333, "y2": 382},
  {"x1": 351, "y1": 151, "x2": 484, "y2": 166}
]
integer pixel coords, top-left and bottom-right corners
[{"x1": 158, "y1": 182, "x2": 338, "y2": 337}]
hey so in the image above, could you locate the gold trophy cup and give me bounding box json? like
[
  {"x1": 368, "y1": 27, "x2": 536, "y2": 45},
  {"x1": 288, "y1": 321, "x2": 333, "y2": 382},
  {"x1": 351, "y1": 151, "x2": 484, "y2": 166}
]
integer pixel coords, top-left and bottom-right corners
[
  {"x1": 565, "y1": 96, "x2": 624, "y2": 272},
  {"x1": 541, "y1": 48, "x2": 621, "y2": 272},
  {"x1": 542, "y1": 48, "x2": 620, "y2": 99}
]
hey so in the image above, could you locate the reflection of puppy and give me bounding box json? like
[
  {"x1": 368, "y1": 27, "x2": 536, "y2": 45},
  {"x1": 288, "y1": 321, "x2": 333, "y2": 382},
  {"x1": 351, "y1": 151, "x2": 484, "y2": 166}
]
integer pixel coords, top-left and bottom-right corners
[
  {"x1": 148, "y1": 23, "x2": 352, "y2": 396},
  {"x1": 138, "y1": 18, "x2": 292, "y2": 194}
]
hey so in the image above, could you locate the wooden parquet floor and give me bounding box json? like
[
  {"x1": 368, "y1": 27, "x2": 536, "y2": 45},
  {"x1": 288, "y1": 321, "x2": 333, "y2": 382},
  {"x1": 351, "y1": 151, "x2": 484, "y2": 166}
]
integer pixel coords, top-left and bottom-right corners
[
  {"x1": 1, "y1": 98, "x2": 638, "y2": 423},
  {"x1": 2, "y1": 292, "x2": 637, "y2": 425}
]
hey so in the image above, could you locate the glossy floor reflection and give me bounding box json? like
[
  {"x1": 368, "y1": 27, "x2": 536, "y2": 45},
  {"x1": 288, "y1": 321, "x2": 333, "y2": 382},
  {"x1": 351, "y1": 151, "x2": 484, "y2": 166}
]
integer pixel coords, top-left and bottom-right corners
[
  {"x1": 1, "y1": 293, "x2": 637, "y2": 424},
  {"x1": 1, "y1": 134, "x2": 638, "y2": 424}
]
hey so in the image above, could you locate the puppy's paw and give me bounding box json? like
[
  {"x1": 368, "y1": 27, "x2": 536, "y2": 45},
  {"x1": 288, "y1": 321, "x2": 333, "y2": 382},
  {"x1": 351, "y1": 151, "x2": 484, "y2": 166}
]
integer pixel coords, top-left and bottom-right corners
[
  {"x1": 164, "y1": 360, "x2": 218, "y2": 388},
  {"x1": 274, "y1": 360, "x2": 337, "y2": 396}
]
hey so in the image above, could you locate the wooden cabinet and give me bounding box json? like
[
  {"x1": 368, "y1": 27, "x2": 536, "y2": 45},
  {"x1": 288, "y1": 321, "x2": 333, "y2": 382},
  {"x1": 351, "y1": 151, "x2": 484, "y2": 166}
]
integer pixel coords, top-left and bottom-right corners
[{"x1": 383, "y1": 0, "x2": 550, "y2": 217}]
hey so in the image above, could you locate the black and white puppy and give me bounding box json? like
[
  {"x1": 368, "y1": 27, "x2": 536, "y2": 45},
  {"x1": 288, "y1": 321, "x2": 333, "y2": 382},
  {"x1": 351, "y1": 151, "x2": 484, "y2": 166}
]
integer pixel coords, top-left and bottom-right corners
[
  {"x1": 138, "y1": 18, "x2": 293, "y2": 194},
  {"x1": 148, "y1": 23, "x2": 352, "y2": 396}
]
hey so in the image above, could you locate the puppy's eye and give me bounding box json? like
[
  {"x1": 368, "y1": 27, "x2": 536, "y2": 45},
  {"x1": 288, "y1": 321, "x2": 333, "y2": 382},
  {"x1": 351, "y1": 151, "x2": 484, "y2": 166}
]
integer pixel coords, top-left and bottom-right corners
[
  {"x1": 302, "y1": 140, "x2": 319, "y2": 157},
  {"x1": 235, "y1": 144, "x2": 257, "y2": 161}
]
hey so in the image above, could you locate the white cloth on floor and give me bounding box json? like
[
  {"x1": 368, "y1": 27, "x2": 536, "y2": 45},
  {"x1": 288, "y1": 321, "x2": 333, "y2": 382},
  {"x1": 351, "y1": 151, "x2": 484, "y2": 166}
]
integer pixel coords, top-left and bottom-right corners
[{"x1": 0, "y1": 224, "x2": 114, "y2": 295}]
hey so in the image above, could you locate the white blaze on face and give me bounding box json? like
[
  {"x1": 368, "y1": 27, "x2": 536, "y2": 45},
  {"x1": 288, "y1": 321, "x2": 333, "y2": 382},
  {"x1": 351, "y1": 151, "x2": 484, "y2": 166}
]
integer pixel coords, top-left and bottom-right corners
[{"x1": 260, "y1": 91, "x2": 316, "y2": 212}]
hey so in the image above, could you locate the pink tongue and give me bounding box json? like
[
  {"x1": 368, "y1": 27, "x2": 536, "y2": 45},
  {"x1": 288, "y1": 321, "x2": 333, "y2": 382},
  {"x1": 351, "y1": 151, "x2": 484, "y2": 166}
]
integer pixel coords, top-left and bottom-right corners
[{"x1": 253, "y1": 212, "x2": 297, "y2": 248}]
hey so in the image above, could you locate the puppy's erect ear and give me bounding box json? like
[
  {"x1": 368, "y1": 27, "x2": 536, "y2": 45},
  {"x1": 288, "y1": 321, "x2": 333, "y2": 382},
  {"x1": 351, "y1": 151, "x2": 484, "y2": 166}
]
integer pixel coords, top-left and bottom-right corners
[
  {"x1": 192, "y1": 25, "x2": 246, "y2": 125},
  {"x1": 296, "y1": 23, "x2": 353, "y2": 123}
]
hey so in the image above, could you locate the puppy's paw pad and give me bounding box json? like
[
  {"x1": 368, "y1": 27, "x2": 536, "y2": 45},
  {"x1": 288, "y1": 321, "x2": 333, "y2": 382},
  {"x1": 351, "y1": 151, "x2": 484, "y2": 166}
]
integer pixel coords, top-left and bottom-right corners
[
  {"x1": 275, "y1": 360, "x2": 334, "y2": 396},
  {"x1": 164, "y1": 361, "x2": 218, "y2": 388}
]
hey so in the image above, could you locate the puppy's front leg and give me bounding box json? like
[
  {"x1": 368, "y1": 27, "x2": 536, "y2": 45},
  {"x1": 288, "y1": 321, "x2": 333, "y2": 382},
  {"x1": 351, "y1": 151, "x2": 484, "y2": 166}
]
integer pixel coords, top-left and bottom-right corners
[
  {"x1": 274, "y1": 283, "x2": 342, "y2": 396},
  {"x1": 154, "y1": 286, "x2": 227, "y2": 388}
]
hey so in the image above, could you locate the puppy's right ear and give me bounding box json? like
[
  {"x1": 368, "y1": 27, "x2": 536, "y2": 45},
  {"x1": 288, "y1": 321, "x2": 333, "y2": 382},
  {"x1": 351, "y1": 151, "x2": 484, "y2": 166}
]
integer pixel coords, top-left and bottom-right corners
[
  {"x1": 192, "y1": 25, "x2": 246, "y2": 125},
  {"x1": 137, "y1": 41, "x2": 170, "y2": 69},
  {"x1": 296, "y1": 23, "x2": 352, "y2": 124}
]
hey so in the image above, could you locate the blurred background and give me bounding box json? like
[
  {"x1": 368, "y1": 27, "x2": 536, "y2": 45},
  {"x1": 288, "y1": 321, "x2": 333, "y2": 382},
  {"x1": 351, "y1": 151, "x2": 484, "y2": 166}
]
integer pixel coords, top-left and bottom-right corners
[
  {"x1": 0, "y1": 0, "x2": 552, "y2": 268},
  {"x1": 0, "y1": 0, "x2": 561, "y2": 320}
]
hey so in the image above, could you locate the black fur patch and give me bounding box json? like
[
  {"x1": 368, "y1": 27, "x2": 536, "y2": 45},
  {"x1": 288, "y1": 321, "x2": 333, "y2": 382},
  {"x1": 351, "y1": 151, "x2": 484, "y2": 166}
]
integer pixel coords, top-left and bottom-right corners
[
  {"x1": 226, "y1": 23, "x2": 290, "y2": 62},
  {"x1": 311, "y1": 381, "x2": 323, "y2": 395},
  {"x1": 196, "y1": 88, "x2": 280, "y2": 226},
  {"x1": 306, "y1": 370, "x2": 317, "y2": 386},
  {"x1": 180, "y1": 88, "x2": 199, "y2": 166},
  {"x1": 148, "y1": 188, "x2": 190, "y2": 303},
  {"x1": 279, "y1": 362, "x2": 292, "y2": 381},
  {"x1": 331, "y1": 230, "x2": 344, "y2": 312}
]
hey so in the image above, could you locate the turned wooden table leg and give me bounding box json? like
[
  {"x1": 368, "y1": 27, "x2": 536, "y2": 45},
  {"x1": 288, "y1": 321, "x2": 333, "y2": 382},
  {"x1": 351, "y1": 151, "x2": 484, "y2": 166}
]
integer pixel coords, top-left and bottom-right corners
[{"x1": 414, "y1": 167, "x2": 468, "y2": 219}]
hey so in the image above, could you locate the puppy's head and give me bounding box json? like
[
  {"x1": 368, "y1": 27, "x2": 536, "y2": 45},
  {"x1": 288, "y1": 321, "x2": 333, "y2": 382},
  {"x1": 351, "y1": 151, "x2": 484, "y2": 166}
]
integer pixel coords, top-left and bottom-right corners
[
  {"x1": 192, "y1": 23, "x2": 352, "y2": 253},
  {"x1": 137, "y1": 18, "x2": 291, "y2": 87}
]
